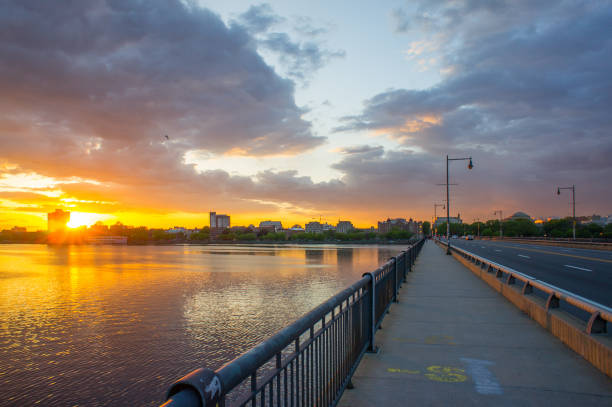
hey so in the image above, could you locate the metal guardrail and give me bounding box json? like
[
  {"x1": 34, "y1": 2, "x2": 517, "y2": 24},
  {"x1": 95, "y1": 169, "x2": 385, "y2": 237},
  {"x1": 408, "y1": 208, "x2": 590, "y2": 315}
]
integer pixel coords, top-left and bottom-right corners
[
  {"x1": 162, "y1": 239, "x2": 425, "y2": 407},
  {"x1": 436, "y1": 238, "x2": 611, "y2": 334}
]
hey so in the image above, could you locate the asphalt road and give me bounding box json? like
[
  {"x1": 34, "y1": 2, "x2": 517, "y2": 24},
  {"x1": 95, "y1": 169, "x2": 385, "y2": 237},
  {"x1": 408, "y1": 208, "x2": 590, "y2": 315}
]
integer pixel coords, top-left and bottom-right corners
[{"x1": 445, "y1": 239, "x2": 612, "y2": 307}]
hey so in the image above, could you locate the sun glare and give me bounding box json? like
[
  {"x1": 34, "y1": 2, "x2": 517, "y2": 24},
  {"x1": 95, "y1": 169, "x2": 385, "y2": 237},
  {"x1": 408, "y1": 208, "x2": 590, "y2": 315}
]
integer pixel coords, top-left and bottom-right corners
[{"x1": 67, "y1": 212, "x2": 112, "y2": 228}]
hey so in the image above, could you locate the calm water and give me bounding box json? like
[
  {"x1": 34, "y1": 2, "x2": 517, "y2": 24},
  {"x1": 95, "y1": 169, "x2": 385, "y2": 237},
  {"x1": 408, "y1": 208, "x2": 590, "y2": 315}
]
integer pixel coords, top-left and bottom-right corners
[{"x1": 0, "y1": 243, "x2": 406, "y2": 406}]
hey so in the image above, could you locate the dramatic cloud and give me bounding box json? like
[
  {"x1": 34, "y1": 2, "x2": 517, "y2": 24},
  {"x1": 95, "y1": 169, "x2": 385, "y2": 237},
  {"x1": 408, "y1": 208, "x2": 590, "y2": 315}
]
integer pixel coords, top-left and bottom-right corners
[
  {"x1": 0, "y1": 0, "x2": 323, "y2": 161},
  {"x1": 336, "y1": 0, "x2": 612, "y2": 216}
]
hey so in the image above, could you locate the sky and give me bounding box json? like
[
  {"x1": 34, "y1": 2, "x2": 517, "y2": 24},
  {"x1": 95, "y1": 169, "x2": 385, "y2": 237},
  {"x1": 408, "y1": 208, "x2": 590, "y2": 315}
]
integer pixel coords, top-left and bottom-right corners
[{"x1": 1, "y1": 0, "x2": 611, "y2": 230}]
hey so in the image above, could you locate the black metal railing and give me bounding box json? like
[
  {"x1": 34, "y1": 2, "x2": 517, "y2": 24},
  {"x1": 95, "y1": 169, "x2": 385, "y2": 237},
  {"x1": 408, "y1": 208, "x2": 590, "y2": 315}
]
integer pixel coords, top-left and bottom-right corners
[{"x1": 161, "y1": 238, "x2": 425, "y2": 407}]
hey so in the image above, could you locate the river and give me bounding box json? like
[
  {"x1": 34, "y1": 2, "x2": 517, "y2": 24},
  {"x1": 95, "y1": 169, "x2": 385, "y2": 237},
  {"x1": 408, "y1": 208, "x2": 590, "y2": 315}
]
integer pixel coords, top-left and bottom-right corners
[{"x1": 0, "y1": 243, "x2": 407, "y2": 406}]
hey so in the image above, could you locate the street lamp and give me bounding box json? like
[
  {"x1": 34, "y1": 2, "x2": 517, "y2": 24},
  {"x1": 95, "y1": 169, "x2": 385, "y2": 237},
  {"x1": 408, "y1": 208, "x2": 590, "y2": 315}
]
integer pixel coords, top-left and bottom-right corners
[
  {"x1": 557, "y1": 185, "x2": 576, "y2": 240},
  {"x1": 445, "y1": 155, "x2": 473, "y2": 254},
  {"x1": 493, "y1": 210, "x2": 503, "y2": 238},
  {"x1": 434, "y1": 203, "x2": 445, "y2": 236},
  {"x1": 474, "y1": 217, "x2": 480, "y2": 238}
]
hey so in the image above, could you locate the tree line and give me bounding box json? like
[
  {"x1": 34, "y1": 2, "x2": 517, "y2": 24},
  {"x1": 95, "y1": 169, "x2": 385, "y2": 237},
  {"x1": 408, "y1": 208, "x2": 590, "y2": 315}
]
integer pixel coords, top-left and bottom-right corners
[{"x1": 433, "y1": 217, "x2": 612, "y2": 239}]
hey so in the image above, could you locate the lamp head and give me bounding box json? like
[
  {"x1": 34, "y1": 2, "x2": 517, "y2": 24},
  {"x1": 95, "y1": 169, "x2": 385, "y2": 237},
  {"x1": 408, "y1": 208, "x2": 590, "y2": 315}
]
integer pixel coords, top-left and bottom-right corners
[{"x1": 468, "y1": 158, "x2": 473, "y2": 170}]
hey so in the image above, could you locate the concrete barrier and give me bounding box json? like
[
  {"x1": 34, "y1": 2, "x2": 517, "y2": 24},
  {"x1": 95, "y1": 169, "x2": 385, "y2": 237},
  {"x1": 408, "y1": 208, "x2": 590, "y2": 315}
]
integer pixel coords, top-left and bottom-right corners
[{"x1": 435, "y1": 240, "x2": 612, "y2": 378}]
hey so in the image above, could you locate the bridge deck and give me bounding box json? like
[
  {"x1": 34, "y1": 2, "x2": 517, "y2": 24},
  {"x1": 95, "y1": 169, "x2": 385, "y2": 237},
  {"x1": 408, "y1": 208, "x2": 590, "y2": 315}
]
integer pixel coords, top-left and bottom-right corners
[{"x1": 338, "y1": 240, "x2": 612, "y2": 406}]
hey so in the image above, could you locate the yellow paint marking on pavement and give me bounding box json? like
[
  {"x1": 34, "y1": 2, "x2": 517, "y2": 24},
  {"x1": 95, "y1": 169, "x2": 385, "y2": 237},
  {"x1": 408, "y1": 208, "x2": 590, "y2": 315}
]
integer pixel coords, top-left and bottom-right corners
[
  {"x1": 387, "y1": 368, "x2": 420, "y2": 374},
  {"x1": 424, "y1": 366, "x2": 467, "y2": 383},
  {"x1": 491, "y1": 245, "x2": 612, "y2": 264},
  {"x1": 425, "y1": 335, "x2": 456, "y2": 345}
]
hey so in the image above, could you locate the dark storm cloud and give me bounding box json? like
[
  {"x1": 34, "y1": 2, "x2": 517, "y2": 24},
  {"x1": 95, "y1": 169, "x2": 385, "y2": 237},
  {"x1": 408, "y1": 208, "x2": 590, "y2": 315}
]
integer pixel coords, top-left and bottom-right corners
[{"x1": 0, "y1": 0, "x2": 324, "y2": 159}]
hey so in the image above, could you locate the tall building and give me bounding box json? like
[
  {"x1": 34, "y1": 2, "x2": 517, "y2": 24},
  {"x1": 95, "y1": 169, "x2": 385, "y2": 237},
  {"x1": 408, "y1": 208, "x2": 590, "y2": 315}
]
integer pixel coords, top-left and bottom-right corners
[
  {"x1": 210, "y1": 211, "x2": 230, "y2": 228},
  {"x1": 336, "y1": 220, "x2": 354, "y2": 233},
  {"x1": 48, "y1": 209, "x2": 70, "y2": 233}
]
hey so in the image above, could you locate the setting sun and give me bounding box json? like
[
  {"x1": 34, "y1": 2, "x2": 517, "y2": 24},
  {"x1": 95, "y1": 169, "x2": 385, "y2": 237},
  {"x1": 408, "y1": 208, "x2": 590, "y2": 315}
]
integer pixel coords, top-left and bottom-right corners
[{"x1": 66, "y1": 212, "x2": 114, "y2": 229}]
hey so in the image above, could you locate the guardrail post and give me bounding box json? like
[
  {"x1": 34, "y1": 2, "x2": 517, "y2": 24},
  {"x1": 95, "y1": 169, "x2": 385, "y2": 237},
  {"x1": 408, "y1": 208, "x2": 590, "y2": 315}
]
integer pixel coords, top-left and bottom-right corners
[
  {"x1": 165, "y1": 368, "x2": 221, "y2": 407},
  {"x1": 363, "y1": 272, "x2": 377, "y2": 353},
  {"x1": 546, "y1": 293, "x2": 560, "y2": 310},
  {"x1": 586, "y1": 311, "x2": 607, "y2": 334}
]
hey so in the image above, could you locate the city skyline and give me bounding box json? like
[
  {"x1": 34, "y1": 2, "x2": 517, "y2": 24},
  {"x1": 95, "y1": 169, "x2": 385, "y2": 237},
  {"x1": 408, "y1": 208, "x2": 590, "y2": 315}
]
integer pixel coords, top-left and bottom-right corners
[{"x1": 1, "y1": 1, "x2": 611, "y2": 231}]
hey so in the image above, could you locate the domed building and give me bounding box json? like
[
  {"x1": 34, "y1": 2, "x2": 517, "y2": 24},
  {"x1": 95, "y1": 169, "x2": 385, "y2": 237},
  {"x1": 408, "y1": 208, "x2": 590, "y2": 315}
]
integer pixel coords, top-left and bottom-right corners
[{"x1": 508, "y1": 211, "x2": 532, "y2": 221}]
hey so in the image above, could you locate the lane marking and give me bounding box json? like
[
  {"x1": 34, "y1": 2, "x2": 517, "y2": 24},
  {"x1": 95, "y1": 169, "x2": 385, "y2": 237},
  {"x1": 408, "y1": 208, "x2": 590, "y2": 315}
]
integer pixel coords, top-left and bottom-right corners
[
  {"x1": 490, "y1": 246, "x2": 612, "y2": 264},
  {"x1": 564, "y1": 264, "x2": 592, "y2": 272},
  {"x1": 518, "y1": 254, "x2": 530, "y2": 259},
  {"x1": 495, "y1": 249, "x2": 502, "y2": 252},
  {"x1": 481, "y1": 246, "x2": 485, "y2": 248},
  {"x1": 461, "y1": 358, "x2": 503, "y2": 395}
]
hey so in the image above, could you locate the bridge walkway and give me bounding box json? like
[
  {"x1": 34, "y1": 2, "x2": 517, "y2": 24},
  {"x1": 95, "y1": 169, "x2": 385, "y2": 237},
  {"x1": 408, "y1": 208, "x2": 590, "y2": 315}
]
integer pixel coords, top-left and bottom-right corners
[{"x1": 338, "y1": 240, "x2": 612, "y2": 406}]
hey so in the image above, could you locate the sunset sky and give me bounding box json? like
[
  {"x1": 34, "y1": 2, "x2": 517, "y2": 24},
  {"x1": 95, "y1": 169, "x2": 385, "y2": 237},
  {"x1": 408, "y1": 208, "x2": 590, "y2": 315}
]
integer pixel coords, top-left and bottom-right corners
[{"x1": 1, "y1": 0, "x2": 611, "y2": 230}]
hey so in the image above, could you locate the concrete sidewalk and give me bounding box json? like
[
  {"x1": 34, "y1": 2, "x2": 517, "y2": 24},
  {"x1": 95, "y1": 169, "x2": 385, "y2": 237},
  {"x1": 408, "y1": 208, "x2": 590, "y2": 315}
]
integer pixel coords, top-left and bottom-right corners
[{"x1": 338, "y1": 241, "x2": 612, "y2": 406}]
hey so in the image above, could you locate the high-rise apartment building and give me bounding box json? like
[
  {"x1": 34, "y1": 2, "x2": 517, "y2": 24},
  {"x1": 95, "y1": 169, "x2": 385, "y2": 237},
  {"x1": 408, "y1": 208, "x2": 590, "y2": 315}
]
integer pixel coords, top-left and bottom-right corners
[
  {"x1": 209, "y1": 211, "x2": 230, "y2": 228},
  {"x1": 336, "y1": 220, "x2": 354, "y2": 233}
]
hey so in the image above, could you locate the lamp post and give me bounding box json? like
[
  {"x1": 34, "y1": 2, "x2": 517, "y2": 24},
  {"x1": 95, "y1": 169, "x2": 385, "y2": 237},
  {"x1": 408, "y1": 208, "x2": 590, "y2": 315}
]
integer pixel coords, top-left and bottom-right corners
[
  {"x1": 557, "y1": 185, "x2": 576, "y2": 240},
  {"x1": 493, "y1": 210, "x2": 503, "y2": 238},
  {"x1": 445, "y1": 155, "x2": 473, "y2": 254},
  {"x1": 474, "y1": 217, "x2": 480, "y2": 238},
  {"x1": 434, "y1": 203, "x2": 445, "y2": 237}
]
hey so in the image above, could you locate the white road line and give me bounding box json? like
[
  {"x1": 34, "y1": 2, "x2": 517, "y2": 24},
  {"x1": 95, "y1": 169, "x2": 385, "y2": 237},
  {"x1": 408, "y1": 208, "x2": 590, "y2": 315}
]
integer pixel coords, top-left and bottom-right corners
[
  {"x1": 481, "y1": 246, "x2": 485, "y2": 249},
  {"x1": 518, "y1": 254, "x2": 530, "y2": 259},
  {"x1": 564, "y1": 265, "x2": 592, "y2": 272},
  {"x1": 495, "y1": 249, "x2": 501, "y2": 252}
]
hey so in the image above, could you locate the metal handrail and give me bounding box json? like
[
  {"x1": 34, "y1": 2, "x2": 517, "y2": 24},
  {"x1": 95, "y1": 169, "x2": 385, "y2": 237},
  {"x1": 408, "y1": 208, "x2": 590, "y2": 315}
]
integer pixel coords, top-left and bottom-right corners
[
  {"x1": 162, "y1": 238, "x2": 425, "y2": 407},
  {"x1": 436, "y1": 238, "x2": 611, "y2": 333}
]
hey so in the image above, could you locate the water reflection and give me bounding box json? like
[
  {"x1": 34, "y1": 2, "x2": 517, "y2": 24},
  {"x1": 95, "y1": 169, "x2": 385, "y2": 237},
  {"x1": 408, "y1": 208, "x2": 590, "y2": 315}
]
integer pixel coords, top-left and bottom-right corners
[{"x1": 0, "y1": 243, "x2": 406, "y2": 406}]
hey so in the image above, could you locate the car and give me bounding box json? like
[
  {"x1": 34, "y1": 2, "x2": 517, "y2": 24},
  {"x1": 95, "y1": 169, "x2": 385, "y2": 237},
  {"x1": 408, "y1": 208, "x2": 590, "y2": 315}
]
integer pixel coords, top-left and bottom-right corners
[
  {"x1": 465, "y1": 235, "x2": 474, "y2": 240},
  {"x1": 451, "y1": 234, "x2": 458, "y2": 239}
]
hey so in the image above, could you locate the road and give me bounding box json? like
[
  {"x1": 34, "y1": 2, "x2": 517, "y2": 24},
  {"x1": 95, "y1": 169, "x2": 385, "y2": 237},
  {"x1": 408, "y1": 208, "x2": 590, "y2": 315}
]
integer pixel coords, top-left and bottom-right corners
[{"x1": 445, "y1": 238, "x2": 612, "y2": 307}]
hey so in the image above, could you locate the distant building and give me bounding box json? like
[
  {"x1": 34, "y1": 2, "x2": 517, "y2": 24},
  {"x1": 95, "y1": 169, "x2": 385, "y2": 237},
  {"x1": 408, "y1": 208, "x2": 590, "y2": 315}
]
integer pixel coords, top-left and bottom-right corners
[
  {"x1": 433, "y1": 214, "x2": 462, "y2": 228},
  {"x1": 167, "y1": 227, "x2": 198, "y2": 237},
  {"x1": 289, "y1": 224, "x2": 304, "y2": 231},
  {"x1": 378, "y1": 218, "x2": 408, "y2": 234},
  {"x1": 582, "y1": 214, "x2": 608, "y2": 226},
  {"x1": 48, "y1": 209, "x2": 70, "y2": 233},
  {"x1": 259, "y1": 221, "x2": 283, "y2": 232},
  {"x1": 336, "y1": 220, "x2": 354, "y2": 234},
  {"x1": 210, "y1": 211, "x2": 230, "y2": 228},
  {"x1": 305, "y1": 221, "x2": 323, "y2": 233},
  {"x1": 506, "y1": 211, "x2": 532, "y2": 221},
  {"x1": 10, "y1": 226, "x2": 26, "y2": 233}
]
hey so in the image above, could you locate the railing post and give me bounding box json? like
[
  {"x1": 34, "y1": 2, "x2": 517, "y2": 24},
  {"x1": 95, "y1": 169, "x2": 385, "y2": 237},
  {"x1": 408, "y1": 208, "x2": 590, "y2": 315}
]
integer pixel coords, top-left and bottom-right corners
[
  {"x1": 392, "y1": 257, "x2": 398, "y2": 302},
  {"x1": 363, "y1": 272, "x2": 377, "y2": 353}
]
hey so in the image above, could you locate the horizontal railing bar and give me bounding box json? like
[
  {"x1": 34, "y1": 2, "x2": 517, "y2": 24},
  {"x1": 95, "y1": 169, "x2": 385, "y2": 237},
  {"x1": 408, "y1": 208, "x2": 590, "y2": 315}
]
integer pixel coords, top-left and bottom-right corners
[
  {"x1": 163, "y1": 239, "x2": 425, "y2": 407},
  {"x1": 437, "y1": 238, "x2": 612, "y2": 322},
  {"x1": 244, "y1": 302, "x2": 354, "y2": 399},
  {"x1": 215, "y1": 277, "x2": 370, "y2": 393}
]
